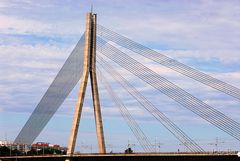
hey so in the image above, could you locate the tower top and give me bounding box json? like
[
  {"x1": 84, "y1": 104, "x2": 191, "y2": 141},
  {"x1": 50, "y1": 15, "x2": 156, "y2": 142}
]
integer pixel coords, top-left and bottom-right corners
[{"x1": 91, "y1": 4, "x2": 93, "y2": 13}]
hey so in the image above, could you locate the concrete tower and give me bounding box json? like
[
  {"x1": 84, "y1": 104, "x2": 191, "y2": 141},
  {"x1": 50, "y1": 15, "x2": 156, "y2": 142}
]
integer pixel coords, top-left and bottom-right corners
[{"x1": 66, "y1": 12, "x2": 106, "y2": 156}]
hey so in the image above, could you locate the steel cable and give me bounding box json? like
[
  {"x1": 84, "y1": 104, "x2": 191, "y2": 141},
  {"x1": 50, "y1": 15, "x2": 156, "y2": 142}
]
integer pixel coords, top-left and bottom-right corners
[
  {"x1": 97, "y1": 67, "x2": 154, "y2": 152},
  {"x1": 97, "y1": 25, "x2": 240, "y2": 101},
  {"x1": 96, "y1": 38, "x2": 240, "y2": 141},
  {"x1": 96, "y1": 55, "x2": 204, "y2": 152},
  {"x1": 96, "y1": 41, "x2": 240, "y2": 140},
  {"x1": 14, "y1": 35, "x2": 85, "y2": 144}
]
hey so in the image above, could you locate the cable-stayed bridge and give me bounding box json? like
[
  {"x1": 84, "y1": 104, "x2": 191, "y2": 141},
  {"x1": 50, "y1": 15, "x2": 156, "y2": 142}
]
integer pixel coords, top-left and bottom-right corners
[{"x1": 4, "y1": 12, "x2": 240, "y2": 161}]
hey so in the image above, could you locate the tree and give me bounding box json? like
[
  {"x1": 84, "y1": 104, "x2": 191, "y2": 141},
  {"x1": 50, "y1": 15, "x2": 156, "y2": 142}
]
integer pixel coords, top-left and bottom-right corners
[
  {"x1": 11, "y1": 149, "x2": 22, "y2": 156},
  {"x1": 125, "y1": 148, "x2": 133, "y2": 154},
  {"x1": 27, "y1": 149, "x2": 37, "y2": 155},
  {"x1": 0, "y1": 146, "x2": 10, "y2": 156}
]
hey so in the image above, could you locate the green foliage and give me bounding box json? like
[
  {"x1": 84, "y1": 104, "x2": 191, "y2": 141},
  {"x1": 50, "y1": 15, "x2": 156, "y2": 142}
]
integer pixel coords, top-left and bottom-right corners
[
  {"x1": 26, "y1": 149, "x2": 37, "y2": 155},
  {"x1": 0, "y1": 146, "x2": 66, "y2": 156},
  {"x1": 0, "y1": 146, "x2": 10, "y2": 156},
  {"x1": 0, "y1": 146, "x2": 22, "y2": 156},
  {"x1": 125, "y1": 148, "x2": 133, "y2": 154},
  {"x1": 11, "y1": 148, "x2": 22, "y2": 156}
]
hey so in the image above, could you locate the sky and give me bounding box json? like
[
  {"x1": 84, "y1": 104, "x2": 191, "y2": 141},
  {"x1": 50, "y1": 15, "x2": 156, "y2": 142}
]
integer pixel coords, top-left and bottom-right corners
[{"x1": 0, "y1": 0, "x2": 240, "y2": 153}]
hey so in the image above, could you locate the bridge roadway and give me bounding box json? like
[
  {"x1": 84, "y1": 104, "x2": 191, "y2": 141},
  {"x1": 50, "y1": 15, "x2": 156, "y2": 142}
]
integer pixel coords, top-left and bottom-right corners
[{"x1": 1, "y1": 152, "x2": 240, "y2": 161}]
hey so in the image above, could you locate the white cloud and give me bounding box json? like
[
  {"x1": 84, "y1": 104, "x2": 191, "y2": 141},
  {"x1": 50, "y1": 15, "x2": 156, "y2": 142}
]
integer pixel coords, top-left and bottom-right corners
[
  {"x1": 98, "y1": 0, "x2": 240, "y2": 66},
  {"x1": 0, "y1": 43, "x2": 76, "y2": 114},
  {"x1": 0, "y1": 44, "x2": 71, "y2": 67},
  {"x1": 156, "y1": 49, "x2": 240, "y2": 65},
  {"x1": 0, "y1": 15, "x2": 52, "y2": 35},
  {"x1": 0, "y1": 1, "x2": 7, "y2": 8},
  {"x1": 0, "y1": 15, "x2": 84, "y2": 37}
]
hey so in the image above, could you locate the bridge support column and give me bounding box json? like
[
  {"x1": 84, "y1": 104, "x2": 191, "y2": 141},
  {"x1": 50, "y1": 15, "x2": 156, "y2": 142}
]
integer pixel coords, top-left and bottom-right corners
[
  {"x1": 89, "y1": 14, "x2": 106, "y2": 154},
  {"x1": 66, "y1": 12, "x2": 106, "y2": 158}
]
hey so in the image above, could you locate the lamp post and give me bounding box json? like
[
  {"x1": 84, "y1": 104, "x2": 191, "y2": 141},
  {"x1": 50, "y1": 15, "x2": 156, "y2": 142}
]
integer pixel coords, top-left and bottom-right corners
[
  {"x1": 208, "y1": 137, "x2": 224, "y2": 152},
  {"x1": 10, "y1": 144, "x2": 12, "y2": 156}
]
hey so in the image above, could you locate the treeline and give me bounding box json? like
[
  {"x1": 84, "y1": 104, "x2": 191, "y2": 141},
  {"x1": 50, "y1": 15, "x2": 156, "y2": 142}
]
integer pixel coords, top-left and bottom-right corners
[{"x1": 0, "y1": 146, "x2": 66, "y2": 156}]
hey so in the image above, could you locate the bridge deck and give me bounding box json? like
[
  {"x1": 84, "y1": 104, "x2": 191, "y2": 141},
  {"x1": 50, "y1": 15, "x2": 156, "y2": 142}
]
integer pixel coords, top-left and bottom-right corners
[{"x1": 1, "y1": 153, "x2": 240, "y2": 161}]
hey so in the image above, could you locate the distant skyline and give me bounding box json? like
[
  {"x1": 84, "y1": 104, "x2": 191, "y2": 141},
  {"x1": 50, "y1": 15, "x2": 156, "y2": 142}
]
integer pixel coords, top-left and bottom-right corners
[{"x1": 0, "y1": 0, "x2": 240, "y2": 152}]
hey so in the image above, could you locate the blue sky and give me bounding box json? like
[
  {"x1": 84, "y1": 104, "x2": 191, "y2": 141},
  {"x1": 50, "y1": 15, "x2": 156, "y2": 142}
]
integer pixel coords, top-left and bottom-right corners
[{"x1": 1, "y1": 0, "x2": 240, "y2": 153}]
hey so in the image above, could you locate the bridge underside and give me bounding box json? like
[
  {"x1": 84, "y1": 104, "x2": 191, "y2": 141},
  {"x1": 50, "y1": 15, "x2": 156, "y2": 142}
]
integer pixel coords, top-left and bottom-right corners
[{"x1": 1, "y1": 153, "x2": 239, "y2": 161}]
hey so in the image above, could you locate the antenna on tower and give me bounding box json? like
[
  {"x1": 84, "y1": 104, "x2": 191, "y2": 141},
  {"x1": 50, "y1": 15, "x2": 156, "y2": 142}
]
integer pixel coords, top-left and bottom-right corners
[{"x1": 91, "y1": 4, "x2": 93, "y2": 13}]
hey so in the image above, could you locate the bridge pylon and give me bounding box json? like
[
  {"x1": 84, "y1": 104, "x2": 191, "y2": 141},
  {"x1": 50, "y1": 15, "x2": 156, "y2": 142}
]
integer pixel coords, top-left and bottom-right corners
[{"x1": 66, "y1": 12, "x2": 106, "y2": 156}]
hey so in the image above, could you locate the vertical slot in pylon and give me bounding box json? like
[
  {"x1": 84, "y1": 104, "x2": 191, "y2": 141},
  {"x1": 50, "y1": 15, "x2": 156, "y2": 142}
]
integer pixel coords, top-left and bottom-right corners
[{"x1": 89, "y1": 13, "x2": 106, "y2": 154}]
